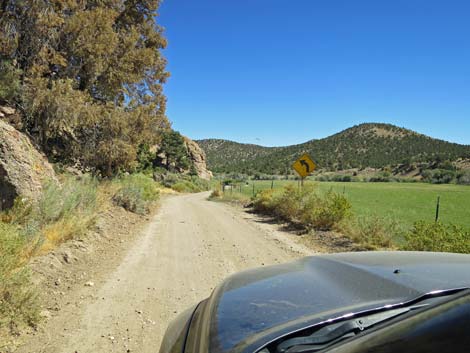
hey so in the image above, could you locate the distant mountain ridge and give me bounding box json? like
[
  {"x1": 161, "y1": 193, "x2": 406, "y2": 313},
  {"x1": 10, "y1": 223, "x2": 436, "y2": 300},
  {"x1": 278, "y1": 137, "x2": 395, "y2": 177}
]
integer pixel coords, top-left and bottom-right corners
[{"x1": 197, "y1": 123, "x2": 470, "y2": 174}]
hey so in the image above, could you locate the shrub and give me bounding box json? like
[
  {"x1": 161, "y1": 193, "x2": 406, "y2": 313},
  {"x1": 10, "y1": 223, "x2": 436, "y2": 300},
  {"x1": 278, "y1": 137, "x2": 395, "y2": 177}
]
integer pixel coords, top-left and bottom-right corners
[
  {"x1": 171, "y1": 180, "x2": 198, "y2": 193},
  {"x1": 113, "y1": 186, "x2": 148, "y2": 214},
  {"x1": 316, "y1": 175, "x2": 330, "y2": 182},
  {"x1": 299, "y1": 190, "x2": 352, "y2": 230},
  {"x1": 0, "y1": 222, "x2": 39, "y2": 335},
  {"x1": 37, "y1": 177, "x2": 97, "y2": 225},
  {"x1": 113, "y1": 174, "x2": 159, "y2": 214},
  {"x1": 160, "y1": 173, "x2": 180, "y2": 188},
  {"x1": 331, "y1": 174, "x2": 352, "y2": 182},
  {"x1": 171, "y1": 176, "x2": 210, "y2": 193},
  {"x1": 339, "y1": 215, "x2": 400, "y2": 250},
  {"x1": 252, "y1": 185, "x2": 352, "y2": 231},
  {"x1": 368, "y1": 173, "x2": 393, "y2": 182},
  {"x1": 421, "y1": 169, "x2": 456, "y2": 184},
  {"x1": 403, "y1": 221, "x2": 470, "y2": 253},
  {"x1": 252, "y1": 189, "x2": 278, "y2": 214},
  {"x1": 33, "y1": 176, "x2": 98, "y2": 251},
  {"x1": 209, "y1": 189, "x2": 222, "y2": 198},
  {"x1": 457, "y1": 171, "x2": 470, "y2": 185}
]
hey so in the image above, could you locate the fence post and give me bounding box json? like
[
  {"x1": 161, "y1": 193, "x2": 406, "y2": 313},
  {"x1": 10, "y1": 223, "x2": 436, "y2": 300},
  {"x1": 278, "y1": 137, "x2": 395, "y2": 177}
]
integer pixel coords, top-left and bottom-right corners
[
  {"x1": 271, "y1": 179, "x2": 274, "y2": 189},
  {"x1": 252, "y1": 183, "x2": 255, "y2": 197},
  {"x1": 435, "y1": 196, "x2": 440, "y2": 222}
]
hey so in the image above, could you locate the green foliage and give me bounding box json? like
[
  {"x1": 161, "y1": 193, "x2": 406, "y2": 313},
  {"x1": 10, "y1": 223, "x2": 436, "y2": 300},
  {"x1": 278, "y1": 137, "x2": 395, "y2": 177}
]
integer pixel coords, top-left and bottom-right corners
[
  {"x1": 339, "y1": 215, "x2": 401, "y2": 250},
  {"x1": 0, "y1": 60, "x2": 22, "y2": 103},
  {"x1": 171, "y1": 176, "x2": 210, "y2": 193},
  {"x1": 198, "y1": 123, "x2": 470, "y2": 175},
  {"x1": 0, "y1": 222, "x2": 39, "y2": 335},
  {"x1": 136, "y1": 144, "x2": 156, "y2": 173},
  {"x1": 300, "y1": 190, "x2": 352, "y2": 230},
  {"x1": 210, "y1": 191, "x2": 251, "y2": 205},
  {"x1": 113, "y1": 174, "x2": 160, "y2": 214},
  {"x1": 154, "y1": 170, "x2": 209, "y2": 193},
  {"x1": 36, "y1": 177, "x2": 97, "y2": 226},
  {"x1": 252, "y1": 185, "x2": 351, "y2": 231},
  {"x1": 157, "y1": 130, "x2": 191, "y2": 172},
  {"x1": 238, "y1": 180, "x2": 470, "y2": 230},
  {"x1": 457, "y1": 171, "x2": 470, "y2": 185},
  {"x1": 159, "y1": 173, "x2": 180, "y2": 188},
  {"x1": 1, "y1": 176, "x2": 99, "y2": 251},
  {"x1": 0, "y1": 0, "x2": 169, "y2": 175},
  {"x1": 403, "y1": 221, "x2": 470, "y2": 253},
  {"x1": 210, "y1": 189, "x2": 223, "y2": 198},
  {"x1": 331, "y1": 174, "x2": 353, "y2": 182},
  {"x1": 421, "y1": 169, "x2": 456, "y2": 184},
  {"x1": 252, "y1": 189, "x2": 279, "y2": 214}
]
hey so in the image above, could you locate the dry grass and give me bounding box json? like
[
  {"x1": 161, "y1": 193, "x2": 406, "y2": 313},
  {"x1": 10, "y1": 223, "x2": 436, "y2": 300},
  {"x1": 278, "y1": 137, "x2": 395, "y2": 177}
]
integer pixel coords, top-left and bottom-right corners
[
  {"x1": 252, "y1": 185, "x2": 352, "y2": 231},
  {"x1": 0, "y1": 223, "x2": 40, "y2": 341},
  {"x1": 209, "y1": 188, "x2": 251, "y2": 206},
  {"x1": 338, "y1": 215, "x2": 401, "y2": 250}
]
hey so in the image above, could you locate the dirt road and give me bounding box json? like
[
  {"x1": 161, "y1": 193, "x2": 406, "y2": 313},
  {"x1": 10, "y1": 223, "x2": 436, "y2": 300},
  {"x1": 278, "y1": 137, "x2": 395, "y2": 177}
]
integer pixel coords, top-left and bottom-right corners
[{"x1": 18, "y1": 192, "x2": 312, "y2": 353}]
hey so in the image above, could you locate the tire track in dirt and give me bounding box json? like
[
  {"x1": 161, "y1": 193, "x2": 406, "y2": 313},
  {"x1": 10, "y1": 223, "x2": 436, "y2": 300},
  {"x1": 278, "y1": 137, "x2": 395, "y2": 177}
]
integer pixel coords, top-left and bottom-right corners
[{"x1": 17, "y1": 192, "x2": 312, "y2": 353}]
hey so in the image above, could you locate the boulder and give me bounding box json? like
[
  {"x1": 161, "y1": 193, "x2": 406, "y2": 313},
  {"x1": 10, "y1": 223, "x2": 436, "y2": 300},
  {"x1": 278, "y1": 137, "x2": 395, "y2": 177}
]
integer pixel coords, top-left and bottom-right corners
[
  {"x1": 183, "y1": 137, "x2": 213, "y2": 180},
  {"x1": 0, "y1": 105, "x2": 23, "y2": 129},
  {"x1": 0, "y1": 119, "x2": 58, "y2": 210}
]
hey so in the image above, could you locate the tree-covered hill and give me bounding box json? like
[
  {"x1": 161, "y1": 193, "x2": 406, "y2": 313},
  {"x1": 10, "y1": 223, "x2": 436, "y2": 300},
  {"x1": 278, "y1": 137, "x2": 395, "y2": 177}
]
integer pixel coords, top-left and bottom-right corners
[{"x1": 197, "y1": 123, "x2": 470, "y2": 175}]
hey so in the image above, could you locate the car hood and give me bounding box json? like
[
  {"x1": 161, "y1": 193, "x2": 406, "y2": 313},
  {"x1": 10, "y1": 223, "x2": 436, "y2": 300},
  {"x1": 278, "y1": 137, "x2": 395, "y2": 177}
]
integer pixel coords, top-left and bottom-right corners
[{"x1": 199, "y1": 251, "x2": 470, "y2": 353}]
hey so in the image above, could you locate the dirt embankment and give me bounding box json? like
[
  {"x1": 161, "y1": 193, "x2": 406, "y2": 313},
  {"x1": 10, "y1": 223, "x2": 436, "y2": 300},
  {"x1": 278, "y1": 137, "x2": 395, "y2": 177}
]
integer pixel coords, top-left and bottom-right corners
[{"x1": 11, "y1": 192, "x2": 340, "y2": 353}]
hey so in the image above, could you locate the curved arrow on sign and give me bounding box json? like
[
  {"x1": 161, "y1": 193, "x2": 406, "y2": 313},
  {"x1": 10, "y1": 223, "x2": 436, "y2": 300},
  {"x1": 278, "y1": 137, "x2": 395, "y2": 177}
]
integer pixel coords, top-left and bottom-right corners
[{"x1": 300, "y1": 159, "x2": 310, "y2": 173}]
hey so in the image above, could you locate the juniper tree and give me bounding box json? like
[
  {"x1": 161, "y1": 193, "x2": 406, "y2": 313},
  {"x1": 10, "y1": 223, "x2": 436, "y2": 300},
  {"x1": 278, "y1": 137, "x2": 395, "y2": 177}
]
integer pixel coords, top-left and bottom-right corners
[{"x1": 0, "y1": 0, "x2": 169, "y2": 175}]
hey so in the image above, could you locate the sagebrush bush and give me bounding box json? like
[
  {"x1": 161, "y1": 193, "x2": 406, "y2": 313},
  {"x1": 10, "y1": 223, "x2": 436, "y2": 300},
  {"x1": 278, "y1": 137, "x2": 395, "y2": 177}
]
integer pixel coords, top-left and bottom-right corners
[
  {"x1": 339, "y1": 215, "x2": 400, "y2": 249},
  {"x1": 300, "y1": 190, "x2": 352, "y2": 230},
  {"x1": 274, "y1": 186, "x2": 304, "y2": 221},
  {"x1": 160, "y1": 173, "x2": 180, "y2": 188},
  {"x1": 209, "y1": 189, "x2": 222, "y2": 198},
  {"x1": 0, "y1": 223, "x2": 39, "y2": 335},
  {"x1": 113, "y1": 174, "x2": 159, "y2": 214},
  {"x1": 171, "y1": 176, "x2": 210, "y2": 193},
  {"x1": 37, "y1": 177, "x2": 97, "y2": 225},
  {"x1": 252, "y1": 189, "x2": 278, "y2": 214},
  {"x1": 403, "y1": 221, "x2": 470, "y2": 253},
  {"x1": 113, "y1": 186, "x2": 147, "y2": 214},
  {"x1": 35, "y1": 176, "x2": 98, "y2": 250},
  {"x1": 252, "y1": 185, "x2": 351, "y2": 230}
]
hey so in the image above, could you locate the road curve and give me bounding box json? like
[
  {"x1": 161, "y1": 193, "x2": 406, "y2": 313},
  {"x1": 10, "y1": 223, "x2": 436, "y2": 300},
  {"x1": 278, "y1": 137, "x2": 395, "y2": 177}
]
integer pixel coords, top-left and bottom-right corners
[{"x1": 18, "y1": 192, "x2": 307, "y2": 353}]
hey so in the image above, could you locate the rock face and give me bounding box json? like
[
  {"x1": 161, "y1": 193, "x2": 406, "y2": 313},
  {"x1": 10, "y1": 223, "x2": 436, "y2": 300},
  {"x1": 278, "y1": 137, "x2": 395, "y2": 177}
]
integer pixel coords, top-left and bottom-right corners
[
  {"x1": 183, "y1": 137, "x2": 213, "y2": 180},
  {"x1": 0, "y1": 105, "x2": 23, "y2": 129},
  {"x1": 0, "y1": 119, "x2": 58, "y2": 210}
]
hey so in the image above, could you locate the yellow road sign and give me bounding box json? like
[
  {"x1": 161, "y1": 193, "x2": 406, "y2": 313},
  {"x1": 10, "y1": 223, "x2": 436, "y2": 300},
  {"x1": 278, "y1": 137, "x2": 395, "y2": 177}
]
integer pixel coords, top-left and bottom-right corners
[{"x1": 292, "y1": 154, "x2": 316, "y2": 178}]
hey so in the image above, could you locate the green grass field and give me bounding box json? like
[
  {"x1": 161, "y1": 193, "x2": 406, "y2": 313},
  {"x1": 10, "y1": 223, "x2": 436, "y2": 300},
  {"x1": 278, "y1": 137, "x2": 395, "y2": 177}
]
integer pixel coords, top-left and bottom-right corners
[{"x1": 224, "y1": 180, "x2": 470, "y2": 229}]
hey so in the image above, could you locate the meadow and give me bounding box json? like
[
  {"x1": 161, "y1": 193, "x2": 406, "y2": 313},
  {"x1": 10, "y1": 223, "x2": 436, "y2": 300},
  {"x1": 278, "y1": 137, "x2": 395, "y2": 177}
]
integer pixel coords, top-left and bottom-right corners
[{"x1": 222, "y1": 180, "x2": 470, "y2": 230}]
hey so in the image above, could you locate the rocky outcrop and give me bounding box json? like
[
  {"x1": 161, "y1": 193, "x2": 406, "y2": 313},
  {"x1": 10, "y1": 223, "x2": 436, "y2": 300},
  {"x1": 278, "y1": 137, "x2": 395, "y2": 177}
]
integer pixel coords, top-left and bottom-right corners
[
  {"x1": 0, "y1": 119, "x2": 58, "y2": 210},
  {"x1": 183, "y1": 137, "x2": 213, "y2": 180},
  {"x1": 0, "y1": 105, "x2": 23, "y2": 129},
  {"x1": 152, "y1": 137, "x2": 212, "y2": 180}
]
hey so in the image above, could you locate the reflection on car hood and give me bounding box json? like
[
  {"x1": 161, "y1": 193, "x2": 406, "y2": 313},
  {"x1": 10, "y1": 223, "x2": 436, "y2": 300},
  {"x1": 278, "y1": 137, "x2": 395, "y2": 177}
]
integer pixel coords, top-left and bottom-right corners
[{"x1": 204, "y1": 251, "x2": 470, "y2": 353}]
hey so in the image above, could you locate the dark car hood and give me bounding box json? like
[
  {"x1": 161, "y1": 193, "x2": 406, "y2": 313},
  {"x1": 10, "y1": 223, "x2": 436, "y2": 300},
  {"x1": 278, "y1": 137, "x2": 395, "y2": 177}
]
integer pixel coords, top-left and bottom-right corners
[{"x1": 200, "y1": 251, "x2": 470, "y2": 353}]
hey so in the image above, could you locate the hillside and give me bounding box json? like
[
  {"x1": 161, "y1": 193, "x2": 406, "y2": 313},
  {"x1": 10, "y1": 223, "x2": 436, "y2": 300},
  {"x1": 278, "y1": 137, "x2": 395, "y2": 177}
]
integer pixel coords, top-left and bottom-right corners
[{"x1": 197, "y1": 123, "x2": 470, "y2": 174}]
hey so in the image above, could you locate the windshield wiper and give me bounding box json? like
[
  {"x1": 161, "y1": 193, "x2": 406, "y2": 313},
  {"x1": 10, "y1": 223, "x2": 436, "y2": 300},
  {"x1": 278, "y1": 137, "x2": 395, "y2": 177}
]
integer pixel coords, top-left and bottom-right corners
[
  {"x1": 276, "y1": 306, "x2": 421, "y2": 353},
  {"x1": 269, "y1": 288, "x2": 470, "y2": 353}
]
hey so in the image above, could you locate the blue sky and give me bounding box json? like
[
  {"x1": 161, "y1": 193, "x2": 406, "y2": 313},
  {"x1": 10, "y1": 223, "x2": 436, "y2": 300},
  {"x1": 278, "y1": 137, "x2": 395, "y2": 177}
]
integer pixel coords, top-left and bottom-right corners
[{"x1": 158, "y1": 0, "x2": 470, "y2": 146}]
